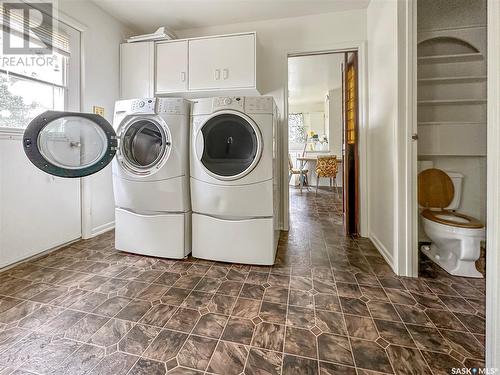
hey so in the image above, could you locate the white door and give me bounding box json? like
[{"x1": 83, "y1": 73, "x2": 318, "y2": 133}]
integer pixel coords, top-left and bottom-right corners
[
  {"x1": 156, "y1": 41, "x2": 188, "y2": 93},
  {"x1": 189, "y1": 34, "x2": 256, "y2": 90},
  {"x1": 120, "y1": 42, "x2": 154, "y2": 99},
  {"x1": 0, "y1": 17, "x2": 83, "y2": 268}
]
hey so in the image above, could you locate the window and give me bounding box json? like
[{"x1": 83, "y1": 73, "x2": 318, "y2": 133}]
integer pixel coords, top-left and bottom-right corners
[
  {"x1": 288, "y1": 113, "x2": 306, "y2": 144},
  {"x1": 0, "y1": 6, "x2": 80, "y2": 129}
]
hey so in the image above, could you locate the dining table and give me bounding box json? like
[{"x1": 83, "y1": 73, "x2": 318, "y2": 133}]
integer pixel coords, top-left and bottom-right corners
[{"x1": 295, "y1": 155, "x2": 343, "y2": 187}]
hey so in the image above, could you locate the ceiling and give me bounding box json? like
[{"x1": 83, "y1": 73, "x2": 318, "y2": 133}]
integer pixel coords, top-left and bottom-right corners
[
  {"x1": 288, "y1": 53, "x2": 344, "y2": 107},
  {"x1": 90, "y1": 0, "x2": 370, "y2": 33}
]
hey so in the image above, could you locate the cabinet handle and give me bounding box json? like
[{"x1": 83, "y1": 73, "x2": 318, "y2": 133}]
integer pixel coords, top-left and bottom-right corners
[
  {"x1": 180, "y1": 71, "x2": 186, "y2": 82},
  {"x1": 223, "y1": 68, "x2": 229, "y2": 80},
  {"x1": 214, "y1": 69, "x2": 221, "y2": 80}
]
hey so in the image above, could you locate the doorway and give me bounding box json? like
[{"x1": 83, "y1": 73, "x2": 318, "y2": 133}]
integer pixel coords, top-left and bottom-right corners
[{"x1": 286, "y1": 50, "x2": 360, "y2": 236}]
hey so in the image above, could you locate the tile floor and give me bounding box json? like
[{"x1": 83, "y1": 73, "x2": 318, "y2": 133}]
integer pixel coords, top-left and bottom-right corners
[{"x1": 0, "y1": 188, "x2": 486, "y2": 374}]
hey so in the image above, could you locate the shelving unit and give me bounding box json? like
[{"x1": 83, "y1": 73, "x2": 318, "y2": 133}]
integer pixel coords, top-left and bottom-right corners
[
  {"x1": 417, "y1": 52, "x2": 483, "y2": 64},
  {"x1": 418, "y1": 98, "x2": 487, "y2": 105},
  {"x1": 418, "y1": 76, "x2": 486, "y2": 84}
]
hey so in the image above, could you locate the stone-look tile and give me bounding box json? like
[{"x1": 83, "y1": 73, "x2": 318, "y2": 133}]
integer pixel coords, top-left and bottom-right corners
[
  {"x1": 240, "y1": 283, "x2": 265, "y2": 299},
  {"x1": 181, "y1": 291, "x2": 213, "y2": 309},
  {"x1": 93, "y1": 296, "x2": 131, "y2": 317},
  {"x1": 0, "y1": 301, "x2": 41, "y2": 324},
  {"x1": 411, "y1": 292, "x2": 446, "y2": 309},
  {"x1": 290, "y1": 276, "x2": 312, "y2": 291},
  {"x1": 232, "y1": 298, "x2": 260, "y2": 319},
  {"x1": 344, "y1": 315, "x2": 378, "y2": 340},
  {"x1": 454, "y1": 312, "x2": 485, "y2": 334},
  {"x1": 39, "y1": 309, "x2": 86, "y2": 336},
  {"x1": 165, "y1": 307, "x2": 200, "y2": 332},
  {"x1": 90, "y1": 318, "x2": 134, "y2": 347},
  {"x1": 245, "y1": 348, "x2": 282, "y2": 375},
  {"x1": 385, "y1": 289, "x2": 416, "y2": 305},
  {"x1": 143, "y1": 329, "x2": 187, "y2": 362},
  {"x1": 406, "y1": 324, "x2": 450, "y2": 353},
  {"x1": 360, "y1": 285, "x2": 389, "y2": 302},
  {"x1": 315, "y1": 310, "x2": 347, "y2": 335},
  {"x1": 160, "y1": 288, "x2": 190, "y2": 306},
  {"x1": 260, "y1": 302, "x2": 287, "y2": 324},
  {"x1": 350, "y1": 338, "x2": 393, "y2": 373},
  {"x1": 217, "y1": 281, "x2": 243, "y2": 296},
  {"x1": 289, "y1": 290, "x2": 314, "y2": 308},
  {"x1": 317, "y1": 333, "x2": 353, "y2": 366},
  {"x1": 90, "y1": 352, "x2": 138, "y2": 375},
  {"x1": 177, "y1": 335, "x2": 217, "y2": 371},
  {"x1": 374, "y1": 319, "x2": 415, "y2": 347},
  {"x1": 319, "y1": 361, "x2": 357, "y2": 375},
  {"x1": 129, "y1": 358, "x2": 166, "y2": 375},
  {"x1": 339, "y1": 297, "x2": 370, "y2": 317},
  {"x1": 367, "y1": 301, "x2": 400, "y2": 321},
  {"x1": 192, "y1": 313, "x2": 227, "y2": 338},
  {"x1": 252, "y1": 322, "x2": 285, "y2": 352},
  {"x1": 421, "y1": 351, "x2": 463, "y2": 375},
  {"x1": 282, "y1": 354, "x2": 318, "y2": 375},
  {"x1": 116, "y1": 300, "x2": 152, "y2": 322},
  {"x1": 207, "y1": 341, "x2": 248, "y2": 375},
  {"x1": 139, "y1": 304, "x2": 177, "y2": 327},
  {"x1": 155, "y1": 272, "x2": 181, "y2": 286},
  {"x1": 69, "y1": 292, "x2": 108, "y2": 312},
  {"x1": 437, "y1": 295, "x2": 475, "y2": 313},
  {"x1": 222, "y1": 317, "x2": 254, "y2": 345},
  {"x1": 263, "y1": 286, "x2": 289, "y2": 304},
  {"x1": 336, "y1": 283, "x2": 362, "y2": 298},
  {"x1": 136, "y1": 284, "x2": 169, "y2": 301},
  {"x1": 439, "y1": 329, "x2": 484, "y2": 359},
  {"x1": 386, "y1": 345, "x2": 430, "y2": 374},
  {"x1": 207, "y1": 294, "x2": 236, "y2": 315},
  {"x1": 64, "y1": 313, "x2": 109, "y2": 342},
  {"x1": 284, "y1": 326, "x2": 317, "y2": 358},
  {"x1": 314, "y1": 294, "x2": 341, "y2": 312},
  {"x1": 52, "y1": 343, "x2": 105, "y2": 375},
  {"x1": 118, "y1": 324, "x2": 160, "y2": 355},
  {"x1": 426, "y1": 309, "x2": 467, "y2": 330},
  {"x1": 17, "y1": 305, "x2": 64, "y2": 330},
  {"x1": 394, "y1": 304, "x2": 433, "y2": 326},
  {"x1": 286, "y1": 306, "x2": 315, "y2": 329}
]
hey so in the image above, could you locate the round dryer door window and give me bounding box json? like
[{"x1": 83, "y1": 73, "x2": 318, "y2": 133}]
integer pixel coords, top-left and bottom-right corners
[
  {"x1": 119, "y1": 118, "x2": 170, "y2": 173},
  {"x1": 23, "y1": 111, "x2": 117, "y2": 178},
  {"x1": 200, "y1": 113, "x2": 261, "y2": 179}
]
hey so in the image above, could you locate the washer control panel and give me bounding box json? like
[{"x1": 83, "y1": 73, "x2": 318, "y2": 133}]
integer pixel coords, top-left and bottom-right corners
[
  {"x1": 245, "y1": 96, "x2": 274, "y2": 114},
  {"x1": 157, "y1": 98, "x2": 188, "y2": 115},
  {"x1": 130, "y1": 98, "x2": 155, "y2": 113},
  {"x1": 212, "y1": 97, "x2": 244, "y2": 111}
]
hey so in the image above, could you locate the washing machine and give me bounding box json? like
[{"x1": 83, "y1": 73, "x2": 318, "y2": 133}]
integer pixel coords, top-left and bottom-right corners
[
  {"x1": 23, "y1": 97, "x2": 191, "y2": 259},
  {"x1": 190, "y1": 96, "x2": 280, "y2": 265}
]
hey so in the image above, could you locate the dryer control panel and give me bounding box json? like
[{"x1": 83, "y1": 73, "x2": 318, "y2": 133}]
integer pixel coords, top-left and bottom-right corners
[
  {"x1": 212, "y1": 97, "x2": 244, "y2": 111},
  {"x1": 157, "y1": 98, "x2": 189, "y2": 115},
  {"x1": 130, "y1": 98, "x2": 155, "y2": 113}
]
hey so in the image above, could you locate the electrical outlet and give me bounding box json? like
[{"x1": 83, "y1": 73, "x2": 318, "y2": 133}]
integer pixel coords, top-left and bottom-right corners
[{"x1": 93, "y1": 106, "x2": 105, "y2": 117}]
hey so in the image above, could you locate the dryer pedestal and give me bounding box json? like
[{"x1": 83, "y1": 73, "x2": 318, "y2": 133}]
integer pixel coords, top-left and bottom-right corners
[
  {"x1": 192, "y1": 213, "x2": 277, "y2": 265},
  {"x1": 115, "y1": 208, "x2": 191, "y2": 258}
]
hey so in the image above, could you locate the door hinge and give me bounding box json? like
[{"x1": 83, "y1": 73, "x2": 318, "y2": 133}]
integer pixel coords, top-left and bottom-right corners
[{"x1": 411, "y1": 134, "x2": 418, "y2": 141}]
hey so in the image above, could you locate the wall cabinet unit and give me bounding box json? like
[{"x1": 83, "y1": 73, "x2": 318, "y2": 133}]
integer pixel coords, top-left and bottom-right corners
[
  {"x1": 120, "y1": 41, "x2": 154, "y2": 99},
  {"x1": 120, "y1": 32, "x2": 259, "y2": 99},
  {"x1": 156, "y1": 41, "x2": 188, "y2": 94},
  {"x1": 188, "y1": 34, "x2": 256, "y2": 91}
]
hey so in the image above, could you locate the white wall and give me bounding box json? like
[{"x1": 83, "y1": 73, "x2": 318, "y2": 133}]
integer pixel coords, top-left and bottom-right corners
[
  {"x1": 176, "y1": 9, "x2": 367, "y2": 230},
  {"x1": 58, "y1": 0, "x2": 135, "y2": 236},
  {"x1": 329, "y1": 88, "x2": 343, "y2": 156},
  {"x1": 366, "y1": 0, "x2": 399, "y2": 266}
]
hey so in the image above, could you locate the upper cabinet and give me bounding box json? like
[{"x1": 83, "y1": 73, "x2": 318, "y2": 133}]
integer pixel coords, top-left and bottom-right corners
[
  {"x1": 156, "y1": 40, "x2": 188, "y2": 94},
  {"x1": 120, "y1": 42, "x2": 154, "y2": 99},
  {"x1": 188, "y1": 34, "x2": 256, "y2": 91},
  {"x1": 120, "y1": 32, "x2": 260, "y2": 99}
]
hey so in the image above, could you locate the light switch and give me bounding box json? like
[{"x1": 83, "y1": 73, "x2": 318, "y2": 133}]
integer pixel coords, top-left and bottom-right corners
[{"x1": 93, "y1": 106, "x2": 105, "y2": 116}]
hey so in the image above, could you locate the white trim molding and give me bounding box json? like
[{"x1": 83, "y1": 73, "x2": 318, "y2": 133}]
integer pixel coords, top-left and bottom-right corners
[
  {"x1": 369, "y1": 232, "x2": 394, "y2": 267},
  {"x1": 486, "y1": 0, "x2": 500, "y2": 367},
  {"x1": 91, "y1": 221, "x2": 115, "y2": 237}
]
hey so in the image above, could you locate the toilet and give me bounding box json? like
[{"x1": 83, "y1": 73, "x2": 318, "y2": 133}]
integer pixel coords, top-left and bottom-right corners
[{"x1": 418, "y1": 168, "x2": 485, "y2": 278}]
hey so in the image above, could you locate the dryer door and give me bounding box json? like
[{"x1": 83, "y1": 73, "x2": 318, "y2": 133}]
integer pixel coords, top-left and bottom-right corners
[
  {"x1": 23, "y1": 111, "x2": 117, "y2": 178},
  {"x1": 198, "y1": 111, "x2": 262, "y2": 180}
]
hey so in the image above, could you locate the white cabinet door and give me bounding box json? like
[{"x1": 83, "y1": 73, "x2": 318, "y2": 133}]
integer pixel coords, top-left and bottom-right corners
[
  {"x1": 120, "y1": 42, "x2": 154, "y2": 99},
  {"x1": 156, "y1": 41, "x2": 188, "y2": 93},
  {"x1": 189, "y1": 34, "x2": 255, "y2": 90}
]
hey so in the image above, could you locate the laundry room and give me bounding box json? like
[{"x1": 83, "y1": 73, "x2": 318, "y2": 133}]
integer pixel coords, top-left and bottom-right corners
[{"x1": 0, "y1": 0, "x2": 498, "y2": 374}]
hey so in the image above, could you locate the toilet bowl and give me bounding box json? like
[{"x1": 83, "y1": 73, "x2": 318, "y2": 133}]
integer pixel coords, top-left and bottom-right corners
[{"x1": 418, "y1": 168, "x2": 485, "y2": 278}]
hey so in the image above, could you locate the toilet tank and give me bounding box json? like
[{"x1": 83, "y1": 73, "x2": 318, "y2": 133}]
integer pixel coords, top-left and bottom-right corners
[{"x1": 445, "y1": 171, "x2": 463, "y2": 210}]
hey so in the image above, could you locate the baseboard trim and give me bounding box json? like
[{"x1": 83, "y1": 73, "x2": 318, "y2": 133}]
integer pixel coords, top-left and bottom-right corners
[
  {"x1": 369, "y1": 232, "x2": 395, "y2": 271},
  {"x1": 91, "y1": 221, "x2": 115, "y2": 237}
]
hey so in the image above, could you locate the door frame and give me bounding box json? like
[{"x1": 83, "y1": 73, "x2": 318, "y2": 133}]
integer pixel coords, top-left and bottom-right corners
[{"x1": 282, "y1": 41, "x2": 368, "y2": 237}]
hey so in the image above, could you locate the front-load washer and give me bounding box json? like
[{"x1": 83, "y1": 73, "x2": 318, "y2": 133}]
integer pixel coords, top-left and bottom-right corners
[
  {"x1": 190, "y1": 96, "x2": 280, "y2": 265},
  {"x1": 23, "y1": 97, "x2": 191, "y2": 259}
]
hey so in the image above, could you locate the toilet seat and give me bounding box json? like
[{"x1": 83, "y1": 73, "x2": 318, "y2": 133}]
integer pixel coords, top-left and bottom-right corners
[{"x1": 422, "y1": 209, "x2": 484, "y2": 229}]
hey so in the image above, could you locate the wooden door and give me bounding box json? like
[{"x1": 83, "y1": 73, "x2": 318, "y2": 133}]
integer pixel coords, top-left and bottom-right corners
[
  {"x1": 343, "y1": 52, "x2": 359, "y2": 236},
  {"x1": 156, "y1": 41, "x2": 188, "y2": 94}
]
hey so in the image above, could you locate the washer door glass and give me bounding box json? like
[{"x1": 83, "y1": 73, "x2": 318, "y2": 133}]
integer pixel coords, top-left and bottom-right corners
[
  {"x1": 201, "y1": 113, "x2": 259, "y2": 177},
  {"x1": 23, "y1": 111, "x2": 117, "y2": 178},
  {"x1": 120, "y1": 118, "x2": 169, "y2": 171}
]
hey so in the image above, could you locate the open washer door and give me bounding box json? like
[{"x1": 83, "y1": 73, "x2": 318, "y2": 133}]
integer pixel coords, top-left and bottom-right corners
[
  {"x1": 196, "y1": 111, "x2": 262, "y2": 181},
  {"x1": 23, "y1": 111, "x2": 117, "y2": 178}
]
